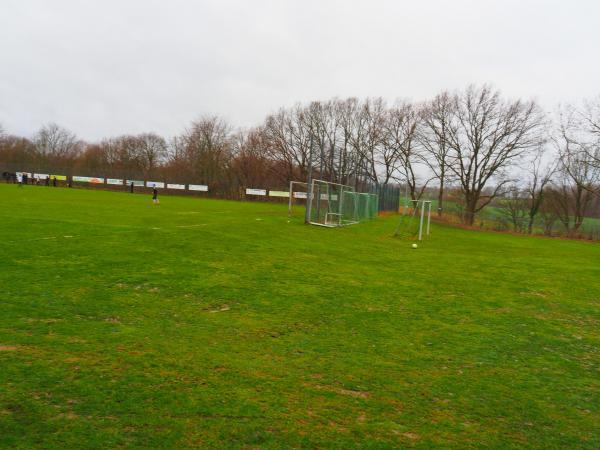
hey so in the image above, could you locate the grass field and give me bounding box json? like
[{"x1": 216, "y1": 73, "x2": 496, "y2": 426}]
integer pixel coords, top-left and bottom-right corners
[{"x1": 1, "y1": 184, "x2": 599, "y2": 449}]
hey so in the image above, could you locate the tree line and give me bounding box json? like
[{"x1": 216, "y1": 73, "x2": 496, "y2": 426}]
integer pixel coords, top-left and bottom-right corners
[{"x1": 1, "y1": 84, "x2": 599, "y2": 232}]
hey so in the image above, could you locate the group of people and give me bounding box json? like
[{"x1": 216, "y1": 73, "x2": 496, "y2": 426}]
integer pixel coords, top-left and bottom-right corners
[
  {"x1": 3, "y1": 171, "x2": 160, "y2": 204},
  {"x1": 2, "y1": 172, "x2": 58, "y2": 187}
]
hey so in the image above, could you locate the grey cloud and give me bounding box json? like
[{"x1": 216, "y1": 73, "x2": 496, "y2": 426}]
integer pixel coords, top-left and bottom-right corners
[{"x1": 1, "y1": 0, "x2": 599, "y2": 140}]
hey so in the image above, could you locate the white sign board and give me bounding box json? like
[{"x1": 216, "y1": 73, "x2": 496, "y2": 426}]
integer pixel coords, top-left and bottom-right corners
[
  {"x1": 147, "y1": 181, "x2": 164, "y2": 188},
  {"x1": 167, "y1": 183, "x2": 185, "y2": 190},
  {"x1": 320, "y1": 194, "x2": 338, "y2": 201},
  {"x1": 107, "y1": 178, "x2": 123, "y2": 185},
  {"x1": 246, "y1": 188, "x2": 267, "y2": 196},
  {"x1": 34, "y1": 173, "x2": 49, "y2": 180},
  {"x1": 293, "y1": 192, "x2": 307, "y2": 199},
  {"x1": 126, "y1": 180, "x2": 145, "y2": 187},
  {"x1": 188, "y1": 184, "x2": 209, "y2": 192},
  {"x1": 73, "y1": 176, "x2": 104, "y2": 184},
  {"x1": 269, "y1": 190, "x2": 290, "y2": 198}
]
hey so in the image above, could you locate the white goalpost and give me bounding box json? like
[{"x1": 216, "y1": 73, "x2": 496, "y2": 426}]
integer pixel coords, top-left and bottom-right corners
[
  {"x1": 394, "y1": 199, "x2": 432, "y2": 241},
  {"x1": 288, "y1": 181, "x2": 308, "y2": 217}
]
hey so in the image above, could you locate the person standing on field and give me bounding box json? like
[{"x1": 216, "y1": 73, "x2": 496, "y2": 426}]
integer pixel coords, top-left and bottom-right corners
[
  {"x1": 17, "y1": 173, "x2": 22, "y2": 187},
  {"x1": 152, "y1": 186, "x2": 159, "y2": 204},
  {"x1": 52, "y1": 176, "x2": 57, "y2": 187}
]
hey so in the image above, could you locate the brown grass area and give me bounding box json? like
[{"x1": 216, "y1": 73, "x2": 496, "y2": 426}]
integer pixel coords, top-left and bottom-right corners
[
  {"x1": 303, "y1": 382, "x2": 371, "y2": 399},
  {"x1": 0, "y1": 345, "x2": 18, "y2": 351}
]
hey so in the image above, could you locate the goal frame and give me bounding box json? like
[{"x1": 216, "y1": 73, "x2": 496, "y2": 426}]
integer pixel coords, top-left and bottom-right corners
[
  {"x1": 394, "y1": 199, "x2": 432, "y2": 241},
  {"x1": 308, "y1": 179, "x2": 359, "y2": 228},
  {"x1": 288, "y1": 181, "x2": 308, "y2": 217}
]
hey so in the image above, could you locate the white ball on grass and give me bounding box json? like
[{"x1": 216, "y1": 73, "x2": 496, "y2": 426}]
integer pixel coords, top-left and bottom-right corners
[{"x1": 412, "y1": 243, "x2": 418, "y2": 249}]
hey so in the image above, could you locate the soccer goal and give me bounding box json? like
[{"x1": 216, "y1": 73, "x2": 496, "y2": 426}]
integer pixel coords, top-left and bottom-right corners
[
  {"x1": 307, "y1": 180, "x2": 379, "y2": 227},
  {"x1": 307, "y1": 179, "x2": 361, "y2": 227},
  {"x1": 288, "y1": 181, "x2": 308, "y2": 217},
  {"x1": 394, "y1": 200, "x2": 432, "y2": 240}
]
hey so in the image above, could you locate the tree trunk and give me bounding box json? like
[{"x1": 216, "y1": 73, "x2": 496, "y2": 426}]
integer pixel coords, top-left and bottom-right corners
[
  {"x1": 463, "y1": 194, "x2": 478, "y2": 226},
  {"x1": 527, "y1": 216, "x2": 534, "y2": 235}
]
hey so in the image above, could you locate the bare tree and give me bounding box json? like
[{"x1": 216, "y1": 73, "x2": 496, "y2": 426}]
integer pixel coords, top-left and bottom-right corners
[
  {"x1": 550, "y1": 150, "x2": 596, "y2": 236},
  {"x1": 94, "y1": 135, "x2": 162, "y2": 178},
  {"x1": 446, "y1": 85, "x2": 545, "y2": 225},
  {"x1": 419, "y1": 91, "x2": 456, "y2": 216},
  {"x1": 334, "y1": 98, "x2": 361, "y2": 185},
  {"x1": 135, "y1": 133, "x2": 167, "y2": 178},
  {"x1": 386, "y1": 101, "x2": 429, "y2": 199},
  {"x1": 547, "y1": 183, "x2": 590, "y2": 237},
  {"x1": 558, "y1": 100, "x2": 600, "y2": 196},
  {"x1": 0, "y1": 135, "x2": 35, "y2": 169},
  {"x1": 581, "y1": 96, "x2": 600, "y2": 170},
  {"x1": 498, "y1": 185, "x2": 528, "y2": 232},
  {"x1": 177, "y1": 116, "x2": 232, "y2": 190},
  {"x1": 537, "y1": 186, "x2": 560, "y2": 236},
  {"x1": 523, "y1": 145, "x2": 556, "y2": 233},
  {"x1": 33, "y1": 123, "x2": 82, "y2": 168},
  {"x1": 230, "y1": 128, "x2": 274, "y2": 190},
  {"x1": 263, "y1": 106, "x2": 311, "y2": 183},
  {"x1": 355, "y1": 98, "x2": 387, "y2": 184},
  {"x1": 553, "y1": 106, "x2": 599, "y2": 235}
]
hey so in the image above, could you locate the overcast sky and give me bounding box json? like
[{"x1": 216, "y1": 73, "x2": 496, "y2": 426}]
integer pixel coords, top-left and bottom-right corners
[{"x1": 1, "y1": 0, "x2": 599, "y2": 141}]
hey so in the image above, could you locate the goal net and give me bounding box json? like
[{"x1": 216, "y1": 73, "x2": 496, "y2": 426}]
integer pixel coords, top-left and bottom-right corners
[
  {"x1": 394, "y1": 200, "x2": 432, "y2": 240},
  {"x1": 306, "y1": 180, "x2": 379, "y2": 227},
  {"x1": 351, "y1": 192, "x2": 379, "y2": 221}
]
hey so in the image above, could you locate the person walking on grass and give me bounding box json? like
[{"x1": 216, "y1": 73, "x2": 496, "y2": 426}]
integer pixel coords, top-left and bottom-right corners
[
  {"x1": 17, "y1": 173, "x2": 22, "y2": 187},
  {"x1": 152, "y1": 185, "x2": 159, "y2": 204},
  {"x1": 52, "y1": 176, "x2": 57, "y2": 187}
]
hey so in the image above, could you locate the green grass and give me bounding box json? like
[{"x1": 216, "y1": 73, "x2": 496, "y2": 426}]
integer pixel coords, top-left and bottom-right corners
[{"x1": 1, "y1": 184, "x2": 599, "y2": 449}]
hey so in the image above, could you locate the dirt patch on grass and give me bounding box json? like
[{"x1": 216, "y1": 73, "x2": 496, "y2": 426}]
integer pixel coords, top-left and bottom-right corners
[
  {"x1": 305, "y1": 382, "x2": 371, "y2": 399},
  {"x1": 336, "y1": 387, "x2": 371, "y2": 399},
  {"x1": 0, "y1": 345, "x2": 18, "y2": 351},
  {"x1": 520, "y1": 290, "x2": 548, "y2": 298},
  {"x1": 402, "y1": 432, "x2": 420, "y2": 440},
  {"x1": 25, "y1": 318, "x2": 63, "y2": 324}
]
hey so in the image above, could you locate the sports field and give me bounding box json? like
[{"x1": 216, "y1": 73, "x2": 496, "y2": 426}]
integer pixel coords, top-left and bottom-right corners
[{"x1": 0, "y1": 184, "x2": 598, "y2": 448}]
